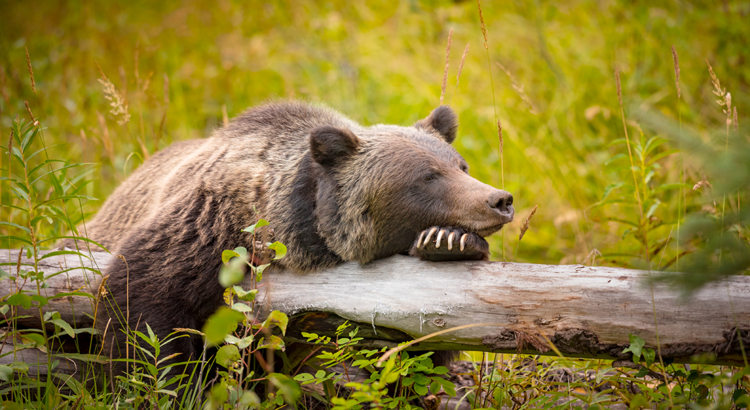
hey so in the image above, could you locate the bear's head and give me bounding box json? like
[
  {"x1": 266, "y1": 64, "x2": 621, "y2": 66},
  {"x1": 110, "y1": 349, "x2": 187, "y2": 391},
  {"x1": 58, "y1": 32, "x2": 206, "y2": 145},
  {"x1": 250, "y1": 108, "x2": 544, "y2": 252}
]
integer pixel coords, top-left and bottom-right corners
[{"x1": 310, "y1": 106, "x2": 514, "y2": 263}]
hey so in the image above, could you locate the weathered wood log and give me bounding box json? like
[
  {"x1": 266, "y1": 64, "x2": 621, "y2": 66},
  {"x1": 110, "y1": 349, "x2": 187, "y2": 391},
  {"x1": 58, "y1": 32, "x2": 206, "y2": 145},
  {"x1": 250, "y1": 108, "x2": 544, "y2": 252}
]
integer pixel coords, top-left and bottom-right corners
[{"x1": 2, "y1": 249, "x2": 749, "y2": 365}]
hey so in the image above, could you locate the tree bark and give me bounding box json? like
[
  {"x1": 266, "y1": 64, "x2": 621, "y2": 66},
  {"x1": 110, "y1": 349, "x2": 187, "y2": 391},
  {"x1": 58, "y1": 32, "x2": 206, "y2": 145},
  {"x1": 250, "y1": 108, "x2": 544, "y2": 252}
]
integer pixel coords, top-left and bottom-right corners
[{"x1": 2, "y1": 250, "x2": 749, "y2": 365}]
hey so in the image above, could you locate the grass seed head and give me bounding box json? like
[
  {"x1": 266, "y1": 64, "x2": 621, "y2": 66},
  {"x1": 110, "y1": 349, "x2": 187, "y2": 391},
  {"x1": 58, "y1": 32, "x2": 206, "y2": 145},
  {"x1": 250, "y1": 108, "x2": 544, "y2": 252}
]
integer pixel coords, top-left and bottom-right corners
[
  {"x1": 24, "y1": 101, "x2": 38, "y2": 126},
  {"x1": 25, "y1": 46, "x2": 36, "y2": 94},
  {"x1": 706, "y1": 59, "x2": 732, "y2": 116},
  {"x1": 97, "y1": 72, "x2": 131, "y2": 125},
  {"x1": 440, "y1": 28, "x2": 453, "y2": 105},
  {"x1": 497, "y1": 120, "x2": 503, "y2": 155},
  {"x1": 671, "y1": 45, "x2": 681, "y2": 99},
  {"x1": 519, "y1": 204, "x2": 539, "y2": 241},
  {"x1": 693, "y1": 177, "x2": 712, "y2": 192},
  {"x1": 456, "y1": 43, "x2": 470, "y2": 90},
  {"x1": 476, "y1": 0, "x2": 488, "y2": 49}
]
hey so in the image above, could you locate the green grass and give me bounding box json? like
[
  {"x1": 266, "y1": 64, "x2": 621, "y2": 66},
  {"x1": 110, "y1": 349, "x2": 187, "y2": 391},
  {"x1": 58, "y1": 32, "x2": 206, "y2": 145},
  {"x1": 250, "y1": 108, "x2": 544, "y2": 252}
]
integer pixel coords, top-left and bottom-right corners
[
  {"x1": 1, "y1": 0, "x2": 749, "y2": 408},
  {"x1": 2, "y1": 0, "x2": 747, "y2": 266}
]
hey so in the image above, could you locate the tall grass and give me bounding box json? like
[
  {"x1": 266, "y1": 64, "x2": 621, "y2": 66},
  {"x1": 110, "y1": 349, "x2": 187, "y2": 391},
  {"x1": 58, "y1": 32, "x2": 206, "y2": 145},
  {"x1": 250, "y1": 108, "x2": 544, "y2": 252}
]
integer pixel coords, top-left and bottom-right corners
[{"x1": 0, "y1": 1, "x2": 749, "y2": 408}]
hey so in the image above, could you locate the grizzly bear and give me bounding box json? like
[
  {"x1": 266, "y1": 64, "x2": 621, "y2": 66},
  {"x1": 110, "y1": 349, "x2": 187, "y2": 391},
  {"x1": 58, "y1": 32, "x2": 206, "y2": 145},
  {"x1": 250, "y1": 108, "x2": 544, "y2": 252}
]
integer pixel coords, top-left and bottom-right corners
[{"x1": 74, "y1": 101, "x2": 514, "y2": 386}]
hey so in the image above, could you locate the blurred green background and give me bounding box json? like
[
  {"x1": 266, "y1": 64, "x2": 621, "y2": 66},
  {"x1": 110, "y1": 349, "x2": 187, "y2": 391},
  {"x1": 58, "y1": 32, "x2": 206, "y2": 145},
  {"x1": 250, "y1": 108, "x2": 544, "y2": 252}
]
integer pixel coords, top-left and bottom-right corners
[{"x1": 1, "y1": 0, "x2": 748, "y2": 267}]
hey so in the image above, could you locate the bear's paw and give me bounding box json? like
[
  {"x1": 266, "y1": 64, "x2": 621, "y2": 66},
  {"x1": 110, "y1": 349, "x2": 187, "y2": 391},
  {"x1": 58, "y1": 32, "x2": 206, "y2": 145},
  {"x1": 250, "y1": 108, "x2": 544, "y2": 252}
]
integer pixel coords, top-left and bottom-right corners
[{"x1": 409, "y1": 226, "x2": 490, "y2": 262}]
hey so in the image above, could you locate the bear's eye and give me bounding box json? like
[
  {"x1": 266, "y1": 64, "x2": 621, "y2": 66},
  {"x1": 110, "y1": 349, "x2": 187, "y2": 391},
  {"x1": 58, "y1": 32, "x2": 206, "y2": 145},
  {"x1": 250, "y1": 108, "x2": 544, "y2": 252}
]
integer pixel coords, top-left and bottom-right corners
[
  {"x1": 460, "y1": 165, "x2": 469, "y2": 174},
  {"x1": 423, "y1": 173, "x2": 439, "y2": 182}
]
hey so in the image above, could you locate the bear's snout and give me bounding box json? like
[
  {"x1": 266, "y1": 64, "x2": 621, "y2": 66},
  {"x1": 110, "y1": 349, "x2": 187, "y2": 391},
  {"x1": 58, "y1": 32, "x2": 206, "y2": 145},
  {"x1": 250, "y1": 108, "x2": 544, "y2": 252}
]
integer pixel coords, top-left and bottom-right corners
[{"x1": 487, "y1": 190, "x2": 514, "y2": 222}]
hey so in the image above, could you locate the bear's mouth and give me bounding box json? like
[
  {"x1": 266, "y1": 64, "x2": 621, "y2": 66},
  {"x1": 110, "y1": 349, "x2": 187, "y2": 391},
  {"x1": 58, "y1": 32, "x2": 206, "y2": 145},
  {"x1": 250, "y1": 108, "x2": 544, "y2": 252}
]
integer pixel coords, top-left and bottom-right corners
[{"x1": 475, "y1": 222, "x2": 507, "y2": 237}]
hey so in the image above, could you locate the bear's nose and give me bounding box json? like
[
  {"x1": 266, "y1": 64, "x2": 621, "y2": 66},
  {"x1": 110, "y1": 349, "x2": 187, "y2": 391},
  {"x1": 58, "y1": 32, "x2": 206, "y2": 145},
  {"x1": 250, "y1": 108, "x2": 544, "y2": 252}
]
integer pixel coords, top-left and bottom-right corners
[{"x1": 488, "y1": 191, "x2": 513, "y2": 215}]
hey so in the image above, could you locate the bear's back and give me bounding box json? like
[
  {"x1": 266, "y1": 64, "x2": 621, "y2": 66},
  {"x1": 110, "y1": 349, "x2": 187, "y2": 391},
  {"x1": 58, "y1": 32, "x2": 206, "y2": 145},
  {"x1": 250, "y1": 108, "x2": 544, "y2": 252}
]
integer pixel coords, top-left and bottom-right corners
[{"x1": 73, "y1": 102, "x2": 357, "y2": 253}]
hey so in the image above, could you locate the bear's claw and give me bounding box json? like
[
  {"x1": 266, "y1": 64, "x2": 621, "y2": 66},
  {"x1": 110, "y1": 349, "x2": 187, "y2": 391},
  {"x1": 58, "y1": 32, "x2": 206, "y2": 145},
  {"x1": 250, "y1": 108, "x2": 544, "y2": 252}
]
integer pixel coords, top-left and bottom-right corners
[{"x1": 410, "y1": 226, "x2": 489, "y2": 261}]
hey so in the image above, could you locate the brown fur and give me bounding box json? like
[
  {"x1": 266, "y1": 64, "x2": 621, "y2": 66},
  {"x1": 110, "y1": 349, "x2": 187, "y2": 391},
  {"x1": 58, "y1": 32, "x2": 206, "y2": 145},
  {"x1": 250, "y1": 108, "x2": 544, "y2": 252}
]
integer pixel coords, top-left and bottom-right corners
[{"x1": 70, "y1": 101, "x2": 514, "y2": 388}]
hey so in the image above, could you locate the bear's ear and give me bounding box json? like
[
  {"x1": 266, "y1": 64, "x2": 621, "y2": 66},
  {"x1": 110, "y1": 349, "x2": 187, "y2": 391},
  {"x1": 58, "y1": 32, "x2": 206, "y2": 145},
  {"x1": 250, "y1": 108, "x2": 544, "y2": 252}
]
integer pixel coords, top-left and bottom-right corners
[
  {"x1": 310, "y1": 126, "x2": 360, "y2": 167},
  {"x1": 415, "y1": 105, "x2": 458, "y2": 144}
]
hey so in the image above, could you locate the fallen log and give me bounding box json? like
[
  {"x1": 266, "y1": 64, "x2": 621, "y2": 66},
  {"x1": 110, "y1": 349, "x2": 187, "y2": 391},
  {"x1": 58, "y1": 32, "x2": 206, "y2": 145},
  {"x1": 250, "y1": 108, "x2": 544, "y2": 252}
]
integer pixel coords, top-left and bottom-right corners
[{"x1": 1, "y1": 249, "x2": 749, "y2": 365}]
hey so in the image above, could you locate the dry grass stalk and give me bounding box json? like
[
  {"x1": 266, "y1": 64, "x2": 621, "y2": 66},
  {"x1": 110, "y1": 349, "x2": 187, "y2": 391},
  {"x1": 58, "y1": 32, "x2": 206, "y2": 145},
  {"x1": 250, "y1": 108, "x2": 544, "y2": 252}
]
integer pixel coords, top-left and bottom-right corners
[
  {"x1": 615, "y1": 68, "x2": 646, "y2": 228},
  {"x1": 519, "y1": 204, "x2": 538, "y2": 241},
  {"x1": 97, "y1": 66, "x2": 131, "y2": 126},
  {"x1": 496, "y1": 62, "x2": 539, "y2": 115},
  {"x1": 141, "y1": 71, "x2": 154, "y2": 94},
  {"x1": 476, "y1": 0, "x2": 488, "y2": 49},
  {"x1": 96, "y1": 111, "x2": 115, "y2": 162},
  {"x1": 497, "y1": 120, "x2": 503, "y2": 155},
  {"x1": 734, "y1": 107, "x2": 738, "y2": 132},
  {"x1": 440, "y1": 28, "x2": 453, "y2": 105},
  {"x1": 156, "y1": 74, "x2": 170, "y2": 152},
  {"x1": 24, "y1": 101, "x2": 38, "y2": 126},
  {"x1": 25, "y1": 47, "x2": 36, "y2": 94},
  {"x1": 163, "y1": 74, "x2": 170, "y2": 106},
  {"x1": 118, "y1": 65, "x2": 128, "y2": 101},
  {"x1": 456, "y1": 43, "x2": 469, "y2": 89},
  {"x1": 7, "y1": 130, "x2": 13, "y2": 180},
  {"x1": 693, "y1": 177, "x2": 712, "y2": 191},
  {"x1": 0, "y1": 66, "x2": 8, "y2": 104},
  {"x1": 222, "y1": 104, "x2": 229, "y2": 127},
  {"x1": 671, "y1": 45, "x2": 681, "y2": 99},
  {"x1": 706, "y1": 60, "x2": 732, "y2": 120},
  {"x1": 497, "y1": 120, "x2": 504, "y2": 187},
  {"x1": 583, "y1": 248, "x2": 602, "y2": 266}
]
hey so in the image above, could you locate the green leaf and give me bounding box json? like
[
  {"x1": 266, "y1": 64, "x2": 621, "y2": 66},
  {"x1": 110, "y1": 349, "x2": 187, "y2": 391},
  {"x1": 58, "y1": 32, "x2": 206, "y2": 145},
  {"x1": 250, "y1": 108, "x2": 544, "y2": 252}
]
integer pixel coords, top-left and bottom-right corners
[
  {"x1": 29, "y1": 215, "x2": 53, "y2": 227},
  {"x1": 262, "y1": 310, "x2": 289, "y2": 336},
  {"x1": 294, "y1": 373, "x2": 314, "y2": 382},
  {"x1": 646, "y1": 199, "x2": 661, "y2": 219},
  {"x1": 255, "y1": 263, "x2": 269, "y2": 282},
  {"x1": 232, "y1": 286, "x2": 257, "y2": 302},
  {"x1": 257, "y1": 335, "x2": 285, "y2": 350},
  {"x1": 0, "y1": 365, "x2": 11, "y2": 382},
  {"x1": 432, "y1": 376, "x2": 456, "y2": 396},
  {"x1": 52, "y1": 318, "x2": 75, "y2": 338},
  {"x1": 239, "y1": 390, "x2": 261, "y2": 407},
  {"x1": 622, "y1": 334, "x2": 645, "y2": 362},
  {"x1": 38, "y1": 235, "x2": 109, "y2": 252},
  {"x1": 268, "y1": 373, "x2": 301, "y2": 404},
  {"x1": 33, "y1": 195, "x2": 98, "y2": 209},
  {"x1": 0, "y1": 221, "x2": 30, "y2": 234},
  {"x1": 221, "y1": 249, "x2": 241, "y2": 264},
  {"x1": 604, "y1": 153, "x2": 628, "y2": 166},
  {"x1": 242, "y1": 219, "x2": 268, "y2": 235},
  {"x1": 6, "y1": 293, "x2": 33, "y2": 309},
  {"x1": 643, "y1": 348, "x2": 656, "y2": 366},
  {"x1": 218, "y1": 258, "x2": 245, "y2": 288},
  {"x1": 414, "y1": 383, "x2": 428, "y2": 395},
  {"x1": 231, "y1": 302, "x2": 252, "y2": 313},
  {"x1": 215, "y1": 344, "x2": 240, "y2": 368},
  {"x1": 268, "y1": 241, "x2": 287, "y2": 260},
  {"x1": 20, "y1": 333, "x2": 46, "y2": 348},
  {"x1": 202, "y1": 306, "x2": 245, "y2": 346},
  {"x1": 39, "y1": 250, "x2": 91, "y2": 261}
]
